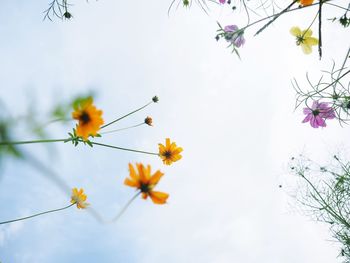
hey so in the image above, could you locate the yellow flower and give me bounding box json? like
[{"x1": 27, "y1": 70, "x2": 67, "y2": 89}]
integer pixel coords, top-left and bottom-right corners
[
  {"x1": 298, "y1": 0, "x2": 314, "y2": 6},
  {"x1": 71, "y1": 188, "x2": 89, "y2": 209},
  {"x1": 72, "y1": 97, "x2": 104, "y2": 140},
  {"x1": 124, "y1": 163, "x2": 169, "y2": 204},
  {"x1": 290, "y1": 26, "x2": 318, "y2": 54},
  {"x1": 158, "y1": 138, "x2": 183, "y2": 165}
]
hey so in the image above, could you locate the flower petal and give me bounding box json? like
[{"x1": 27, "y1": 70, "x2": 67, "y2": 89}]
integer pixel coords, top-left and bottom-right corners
[
  {"x1": 124, "y1": 178, "x2": 139, "y2": 188},
  {"x1": 310, "y1": 116, "x2": 319, "y2": 128},
  {"x1": 136, "y1": 163, "x2": 147, "y2": 184},
  {"x1": 149, "y1": 170, "x2": 164, "y2": 186},
  {"x1": 290, "y1": 27, "x2": 301, "y2": 36},
  {"x1": 149, "y1": 191, "x2": 169, "y2": 204},
  {"x1": 224, "y1": 25, "x2": 238, "y2": 32},
  {"x1": 305, "y1": 37, "x2": 318, "y2": 46},
  {"x1": 315, "y1": 116, "x2": 326, "y2": 127},
  {"x1": 317, "y1": 102, "x2": 329, "y2": 109},
  {"x1": 302, "y1": 114, "x2": 312, "y2": 123},
  {"x1": 303, "y1": 107, "x2": 312, "y2": 115},
  {"x1": 165, "y1": 138, "x2": 171, "y2": 147},
  {"x1": 301, "y1": 44, "x2": 312, "y2": 54},
  {"x1": 128, "y1": 163, "x2": 138, "y2": 181},
  {"x1": 302, "y1": 29, "x2": 312, "y2": 38},
  {"x1": 311, "y1": 100, "x2": 319, "y2": 110},
  {"x1": 142, "y1": 192, "x2": 148, "y2": 200}
]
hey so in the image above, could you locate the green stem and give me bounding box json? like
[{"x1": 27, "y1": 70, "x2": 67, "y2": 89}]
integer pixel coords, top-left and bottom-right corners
[
  {"x1": 238, "y1": 0, "x2": 333, "y2": 34},
  {"x1": 324, "y1": 2, "x2": 350, "y2": 11},
  {"x1": 301, "y1": 174, "x2": 350, "y2": 228},
  {"x1": 335, "y1": 47, "x2": 350, "y2": 87},
  {"x1": 254, "y1": 0, "x2": 297, "y2": 36},
  {"x1": 301, "y1": 8, "x2": 319, "y2": 39},
  {"x1": 0, "y1": 138, "x2": 70, "y2": 146},
  {"x1": 0, "y1": 137, "x2": 158, "y2": 156},
  {"x1": 39, "y1": 117, "x2": 72, "y2": 128},
  {"x1": 110, "y1": 192, "x2": 141, "y2": 222},
  {"x1": 0, "y1": 203, "x2": 75, "y2": 225},
  {"x1": 101, "y1": 100, "x2": 153, "y2": 129},
  {"x1": 24, "y1": 152, "x2": 105, "y2": 224},
  {"x1": 101, "y1": 123, "x2": 145, "y2": 135},
  {"x1": 310, "y1": 70, "x2": 350, "y2": 96},
  {"x1": 63, "y1": 0, "x2": 68, "y2": 12},
  {"x1": 88, "y1": 141, "x2": 159, "y2": 156}
]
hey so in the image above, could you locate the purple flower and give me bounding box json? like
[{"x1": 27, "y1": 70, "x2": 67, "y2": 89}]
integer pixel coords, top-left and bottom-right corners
[
  {"x1": 224, "y1": 25, "x2": 245, "y2": 48},
  {"x1": 219, "y1": 0, "x2": 226, "y2": 3},
  {"x1": 302, "y1": 101, "x2": 336, "y2": 128}
]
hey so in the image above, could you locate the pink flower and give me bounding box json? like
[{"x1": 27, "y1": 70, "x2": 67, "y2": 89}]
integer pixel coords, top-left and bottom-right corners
[
  {"x1": 302, "y1": 101, "x2": 336, "y2": 128},
  {"x1": 224, "y1": 25, "x2": 245, "y2": 48},
  {"x1": 219, "y1": 0, "x2": 226, "y2": 3}
]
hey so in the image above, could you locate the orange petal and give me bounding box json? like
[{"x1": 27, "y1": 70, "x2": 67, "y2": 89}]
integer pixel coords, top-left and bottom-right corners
[
  {"x1": 158, "y1": 143, "x2": 165, "y2": 149},
  {"x1": 172, "y1": 154, "x2": 182, "y2": 162},
  {"x1": 149, "y1": 170, "x2": 164, "y2": 185},
  {"x1": 138, "y1": 163, "x2": 149, "y2": 184},
  {"x1": 149, "y1": 191, "x2": 169, "y2": 204},
  {"x1": 145, "y1": 165, "x2": 151, "y2": 177},
  {"x1": 128, "y1": 163, "x2": 139, "y2": 181},
  {"x1": 72, "y1": 111, "x2": 80, "y2": 120},
  {"x1": 162, "y1": 159, "x2": 172, "y2": 165},
  {"x1": 175, "y1": 147, "x2": 183, "y2": 154},
  {"x1": 141, "y1": 192, "x2": 148, "y2": 200},
  {"x1": 124, "y1": 178, "x2": 140, "y2": 188},
  {"x1": 169, "y1": 142, "x2": 177, "y2": 149},
  {"x1": 165, "y1": 138, "x2": 170, "y2": 147},
  {"x1": 76, "y1": 125, "x2": 89, "y2": 141}
]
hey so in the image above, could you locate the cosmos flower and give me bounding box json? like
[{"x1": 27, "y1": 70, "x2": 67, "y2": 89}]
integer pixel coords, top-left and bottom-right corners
[
  {"x1": 158, "y1": 138, "x2": 183, "y2": 165},
  {"x1": 224, "y1": 25, "x2": 245, "y2": 48},
  {"x1": 71, "y1": 188, "x2": 89, "y2": 209},
  {"x1": 72, "y1": 97, "x2": 104, "y2": 140},
  {"x1": 124, "y1": 163, "x2": 169, "y2": 204},
  {"x1": 290, "y1": 26, "x2": 318, "y2": 54},
  {"x1": 302, "y1": 101, "x2": 336, "y2": 128}
]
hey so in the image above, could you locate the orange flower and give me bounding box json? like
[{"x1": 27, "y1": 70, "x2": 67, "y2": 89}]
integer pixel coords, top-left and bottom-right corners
[
  {"x1": 158, "y1": 138, "x2": 183, "y2": 165},
  {"x1": 71, "y1": 188, "x2": 89, "y2": 209},
  {"x1": 299, "y1": 0, "x2": 314, "y2": 6},
  {"x1": 124, "y1": 163, "x2": 169, "y2": 204},
  {"x1": 72, "y1": 97, "x2": 104, "y2": 140}
]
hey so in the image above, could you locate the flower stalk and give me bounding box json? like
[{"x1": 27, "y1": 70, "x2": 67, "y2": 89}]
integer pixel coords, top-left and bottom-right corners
[
  {"x1": 0, "y1": 138, "x2": 159, "y2": 156},
  {"x1": 0, "y1": 203, "x2": 75, "y2": 225},
  {"x1": 110, "y1": 192, "x2": 141, "y2": 222},
  {"x1": 100, "y1": 97, "x2": 157, "y2": 130}
]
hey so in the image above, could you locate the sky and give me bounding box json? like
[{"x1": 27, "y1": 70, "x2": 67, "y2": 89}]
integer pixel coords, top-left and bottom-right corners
[{"x1": 0, "y1": 0, "x2": 349, "y2": 262}]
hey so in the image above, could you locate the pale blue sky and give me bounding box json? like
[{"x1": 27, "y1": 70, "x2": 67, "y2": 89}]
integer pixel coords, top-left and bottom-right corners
[{"x1": 0, "y1": 0, "x2": 349, "y2": 262}]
